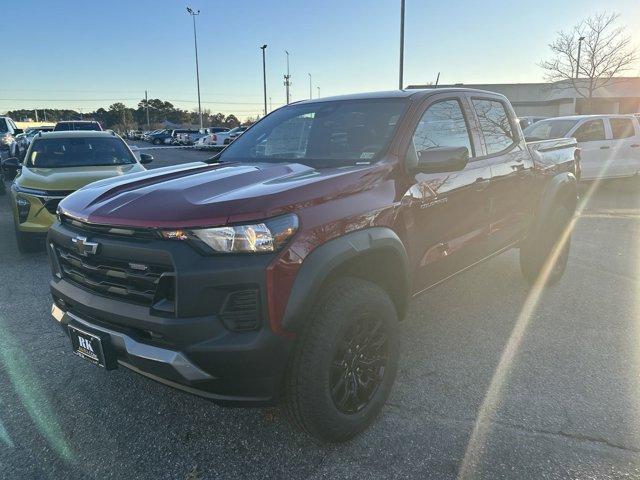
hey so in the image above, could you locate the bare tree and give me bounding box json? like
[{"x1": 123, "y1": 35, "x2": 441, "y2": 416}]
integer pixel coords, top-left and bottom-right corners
[{"x1": 539, "y1": 12, "x2": 637, "y2": 101}]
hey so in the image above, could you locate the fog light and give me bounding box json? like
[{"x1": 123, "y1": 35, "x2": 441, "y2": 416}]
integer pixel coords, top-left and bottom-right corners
[{"x1": 16, "y1": 196, "x2": 31, "y2": 223}]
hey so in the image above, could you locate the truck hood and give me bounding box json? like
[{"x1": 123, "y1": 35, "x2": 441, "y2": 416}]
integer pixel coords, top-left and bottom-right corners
[
  {"x1": 59, "y1": 161, "x2": 386, "y2": 228},
  {"x1": 17, "y1": 164, "x2": 146, "y2": 192}
]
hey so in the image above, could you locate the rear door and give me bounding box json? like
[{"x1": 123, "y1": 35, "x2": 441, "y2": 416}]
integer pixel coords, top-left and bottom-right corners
[
  {"x1": 402, "y1": 94, "x2": 493, "y2": 292},
  {"x1": 469, "y1": 96, "x2": 535, "y2": 252},
  {"x1": 568, "y1": 118, "x2": 609, "y2": 180},
  {"x1": 607, "y1": 117, "x2": 640, "y2": 177}
]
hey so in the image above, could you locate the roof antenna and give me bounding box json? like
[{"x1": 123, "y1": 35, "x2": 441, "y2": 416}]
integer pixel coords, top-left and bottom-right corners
[{"x1": 435, "y1": 72, "x2": 440, "y2": 87}]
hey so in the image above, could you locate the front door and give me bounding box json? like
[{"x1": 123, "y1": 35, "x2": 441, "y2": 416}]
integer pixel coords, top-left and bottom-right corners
[
  {"x1": 401, "y1": 96, "x2": 493, "y2": 293},
  {"x1": 607, "y1": 117, "x2": 640, "y2": 178},
  {"x1": 570, "y1": 118, "x2": 610, "y2": 180}
]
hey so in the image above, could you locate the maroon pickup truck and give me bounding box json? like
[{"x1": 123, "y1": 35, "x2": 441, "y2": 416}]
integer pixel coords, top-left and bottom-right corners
[{"x1": 47, "y1": 88, "x2": 579, "y2": 442}]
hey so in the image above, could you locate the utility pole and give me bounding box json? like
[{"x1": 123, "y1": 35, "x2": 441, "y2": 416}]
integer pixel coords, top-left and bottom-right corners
[
  {"x1": 186, "y1": 6, "x2": 203, "y2": 129},
  {"x1": 34, "y1": 109, "x2": 39, "y2": 122},
  {"x1": 284, "y1": 50, "x2": 291, "y2": 104},
  {"x1": 317, "y1": 86, "x2": 320, "y2": 98},
  {"x1": 261, "y1": 45, "x2": 268, "y2": 116},
  {"x1": 435, "y1": 72, "x2": 440, "y2": 86},
  {"x1": 399, "y1": 0, "x2": 405, "y2": 90},
  {"x1": 308, "y1": 73, "x2": 312, "y2": 99},
  {"x1": 576, "y1": 36, "x2": 585, "y2": 78},
  {"x1": 43, "y1": 110, "x2": 47, "y2": 122},
  {"x1": 145, "y1": 90, "x2": 150, "y2": 129},
  {"x1": 269, "y1": 96, "x2": 272, "y2": 112}
]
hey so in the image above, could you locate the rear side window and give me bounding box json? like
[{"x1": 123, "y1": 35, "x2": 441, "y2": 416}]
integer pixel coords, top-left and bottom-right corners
[
  {"x1": 472, "y1": 99, "x2": 516, "y2": 155},
  {"x1": 412, "y1": 99, "x2": 473, "y2": 156},
  {"x1": 573, "y1": 120, "x2": 605, "y2": 142},
  {"x1": 610, "y1": 118, "x2": 635, "y2": 139}
]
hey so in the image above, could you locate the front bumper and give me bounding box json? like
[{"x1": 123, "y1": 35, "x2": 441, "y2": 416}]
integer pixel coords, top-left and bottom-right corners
[{"x1": 47, "y1": 220, "x2": 294, "y2": 405}]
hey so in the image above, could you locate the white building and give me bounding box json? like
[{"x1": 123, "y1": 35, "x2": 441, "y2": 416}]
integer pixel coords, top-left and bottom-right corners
[{"x1": 407, "y1": 77, "x2": 640, "y2": 117}]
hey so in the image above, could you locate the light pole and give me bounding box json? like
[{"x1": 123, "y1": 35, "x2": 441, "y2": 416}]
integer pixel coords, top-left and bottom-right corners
[
  {"x1": 576, "y1": 36, "x2": 586, "y2": 78},
  {"x1": 317, "y1": 86, "x2": 320, "y2": 98},
  {"x1": 260, "y1": 45, "x2": 268, "y2": 116},
  {"x1": 284, "y1": 50, "x2": 291, "y2": 104},
  {"x1": 308, "y1": 73, "x2": 312, "y2": 99},
  {"x1": 399, "y1": 0, "x2": 405, "y2": 90},
  {"x1": 186, "y1": 6, "x2": 203, "y2": 129},
  {"x1": 269, "y1": 96, "x2": 272, "y2": 112},
  {"x1": 144, "y1": 90, "x2": 150, "y2": 129}
]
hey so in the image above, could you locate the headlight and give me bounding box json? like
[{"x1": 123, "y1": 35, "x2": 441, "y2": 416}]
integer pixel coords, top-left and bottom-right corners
[
  {"x1": 1, "y1": 134, "x2": 12, "y2": 145},
  {"x1": 16, "y1": 196, "x2": 31, "y2": 223},
  {"x1": 160, "y1": 213, "x2": 299, "y2": 254}
]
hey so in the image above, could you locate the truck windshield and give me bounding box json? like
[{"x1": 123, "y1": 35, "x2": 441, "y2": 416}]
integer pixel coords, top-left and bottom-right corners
[
  {"x1": 26, "y1": 137, "x2": 136, "y2": 168},
  {"x1": 220, "y1": 99, "x2": 408, "y2": 167},
  {"x1": 523, "y1": 119, "x2": 579, "y2": 141}
]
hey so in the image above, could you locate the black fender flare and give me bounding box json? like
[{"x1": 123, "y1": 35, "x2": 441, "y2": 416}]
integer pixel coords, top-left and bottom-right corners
[
  {"x1": 530, "y1": 172, "x2": 577, "y2": 238},
  {"x1": 281, "y1": 227, "x2": 410, "y2": 332}
]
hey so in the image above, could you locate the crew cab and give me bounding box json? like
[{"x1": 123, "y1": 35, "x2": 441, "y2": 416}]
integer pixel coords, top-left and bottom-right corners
[
  {"x1": 47, "y1": 89, "x2": 578, "y2": 443},
  {"x1": 524, "y1": 114, "x2": 640, "y2": 181}
]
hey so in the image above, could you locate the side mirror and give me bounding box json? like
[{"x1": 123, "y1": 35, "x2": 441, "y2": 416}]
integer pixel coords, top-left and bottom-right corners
[
  {"x1": 2, "y1": 157, "x2": 22, "y2": 180},
  {"x1": 13, "y1": 128, "x2": 23, "y2": 135},
  {"x1": 414, "y1": 146, "x2": 469, "y2": 174},
  {"x1": 139, "y1": 153, "x2": 153, "y2": 164}
]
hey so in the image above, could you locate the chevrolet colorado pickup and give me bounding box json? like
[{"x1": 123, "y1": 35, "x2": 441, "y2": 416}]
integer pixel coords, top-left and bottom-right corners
[{"x1": 47, "y1": 89, "x2": 579, "y2": 442}]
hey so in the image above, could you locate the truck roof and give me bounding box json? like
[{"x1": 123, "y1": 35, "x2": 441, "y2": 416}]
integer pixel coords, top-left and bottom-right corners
[
  {"x1": 37, "y1": 130, "x2": 119, "y2": 139},
  {"x1": 294, "y1": 87, "x2": 507, "y2": 105}
]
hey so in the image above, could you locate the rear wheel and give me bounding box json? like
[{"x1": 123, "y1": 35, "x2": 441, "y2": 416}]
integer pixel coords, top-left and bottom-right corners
[
  {"x1": 152, "y1": 138, "x2": 162, "y2": 145},
  {"x1": 520, "y1": 204, "x2": 572, "y2": 286},
  {"x1": 284, "y1": 277, "x2": 399, "y2": 443}
]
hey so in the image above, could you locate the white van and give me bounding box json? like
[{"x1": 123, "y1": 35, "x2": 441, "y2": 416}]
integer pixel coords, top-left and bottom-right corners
[{"x1": 524, "y1": 114, "x2": 640, "y2": 181}]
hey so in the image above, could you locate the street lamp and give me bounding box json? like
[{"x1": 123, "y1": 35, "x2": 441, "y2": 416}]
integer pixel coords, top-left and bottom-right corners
[
  {"x1": 260, "y1": 45, "x2": 268, "y2": 116},
  {"x1": 576, "y1": 36, "x2": 586, "y2": 79},
  {"x1": 186, "y1": 6, "x2": 203, "y2": 129},
  {"x1": 317, "y1": 86, "x2": 320, "y2": 98},
  {"x1": 308, "y1": 73, "x2": 312, "y2": 99},
  {"x1": 284, "y1": 50, "x2": 291, "y2": 104},
  {"x1": 399, "y1": 0, "x2": 405, "y2": 89}
]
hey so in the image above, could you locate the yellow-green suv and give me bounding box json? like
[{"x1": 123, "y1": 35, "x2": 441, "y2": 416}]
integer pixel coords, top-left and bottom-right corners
[{"x1": 2, "y1": 130, "x2": 152, "y2": 252}]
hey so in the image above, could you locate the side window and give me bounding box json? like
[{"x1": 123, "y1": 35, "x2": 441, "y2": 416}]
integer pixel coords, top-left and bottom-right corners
[
  {"x1": 412, "y1": 99, "x2": 473, "y2": 157},
  {"x1": 573, "y1": 120, "x2": 605, "y2": 142},
  {"x1": 610, "y1": 118, "x2": 635, "y2": 139},
  {"x1": 472, "y1": 99, "x2": 516, "y2": 155}
]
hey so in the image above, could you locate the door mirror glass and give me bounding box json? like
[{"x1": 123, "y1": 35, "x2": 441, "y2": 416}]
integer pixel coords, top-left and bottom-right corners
[
  {"x1": 139, "y1": 153, "x2": 153, "y2": 164},
  {"x1": 415, "y1": 146, "x2": 469, "y2": 174},
  {"x1": 2, "y1": 157, "x2": 22, "y2": 180}
]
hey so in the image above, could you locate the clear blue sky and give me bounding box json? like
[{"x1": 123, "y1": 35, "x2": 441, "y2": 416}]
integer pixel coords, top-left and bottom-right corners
[{"x1": 3, "y1": 0, "x2": 639, "y2": 119}]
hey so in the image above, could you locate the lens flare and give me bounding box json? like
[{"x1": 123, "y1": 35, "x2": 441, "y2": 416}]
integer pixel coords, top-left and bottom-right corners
[
  {"x1": 0, "y1": 315, "x2": 73, "y2": 460},
  {"x1": 457, "y1": 150, "x2": 620, "y2": 479}
]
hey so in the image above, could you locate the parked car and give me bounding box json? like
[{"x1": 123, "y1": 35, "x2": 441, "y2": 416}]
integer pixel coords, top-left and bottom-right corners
[
  {"x1": 0, "y1": 116, "x2": 23, "y2": 158},
  {"x1": 147, "y1": 129, "x2": 173, "y2": 145},
  {"x1": 518, "y1": 116, "x2": 547, "y2": 130},
  {"x1": 224, "y1": 125, "x2": 248, "y2": 144},
  {"x1": 47, "y1": 88, "x2": 578, "y2": 442},
  {"x1": 1, "y1": 130, "x2": 152, "y2": 252},
  {"x1": 54, "y1": 121, "x2": 103, "y2": 132},
  {"x1": 524, "y1": 114, "x2": 640, "y2": 181},
  {"x1": 194, "y1": 127, "x2": 231, "y2": 150},
  {"x1": 15, "y1": 126, "x2": 55, "y2": 159}
]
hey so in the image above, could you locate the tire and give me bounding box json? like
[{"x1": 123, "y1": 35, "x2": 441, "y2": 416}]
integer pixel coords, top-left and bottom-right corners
[
  {"x1": 284, "y1": 277, "x2": 400, "y2": 443},
  {"x1": 520, "y1": 205, "x2": 572, "y2": 286},
  {"x1": 152, "y1": 138, "x2": 162, "y2": 145}
]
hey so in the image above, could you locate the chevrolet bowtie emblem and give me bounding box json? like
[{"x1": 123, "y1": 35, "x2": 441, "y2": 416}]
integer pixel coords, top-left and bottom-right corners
[{"x1": 71, "y1": 236, "x2": 99, "y2": 256}]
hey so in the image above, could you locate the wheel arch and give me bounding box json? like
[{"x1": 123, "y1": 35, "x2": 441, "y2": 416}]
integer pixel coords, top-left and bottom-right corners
[
  {"x1": 531, "y1": 172, "x2": 578, "y2": 237},
  {"x1": 281, "y1": 227, "x2": 410, "y2": 333}
]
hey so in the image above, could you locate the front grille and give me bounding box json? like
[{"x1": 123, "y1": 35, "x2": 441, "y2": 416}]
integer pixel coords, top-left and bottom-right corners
[
  {"x1": 60, "y1": 215, "x2": 158, "y2": 239},
  {"x1": 56, "y1": 245, "x2": 173, "y2": 306},
  {"x1": 220, "y1": 289, "x2": 261, "y2": 331},
  {"x1": 43, "y1": 198, "x2": 62, "y2": 215}
]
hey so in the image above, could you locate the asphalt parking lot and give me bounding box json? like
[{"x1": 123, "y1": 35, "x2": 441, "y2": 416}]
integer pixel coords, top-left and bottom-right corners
[{"x1": 1, "y1": 145, "x2": 640, "y2": 479}]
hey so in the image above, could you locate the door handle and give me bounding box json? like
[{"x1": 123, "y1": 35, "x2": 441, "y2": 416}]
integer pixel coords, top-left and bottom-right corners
[
  {"x1": 600, "y1": 146, "x2": 610, "y2": 150},
  {"x1": 474, "y1": 177, "x2": 490, "y2": 191}
]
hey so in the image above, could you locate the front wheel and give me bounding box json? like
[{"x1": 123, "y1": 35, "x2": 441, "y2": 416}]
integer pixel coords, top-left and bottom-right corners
[
  {"x1": 284, "y1": 277, "x2": 399, "y2": 443},
  {"x1": 520, "y1": 205, "x2": 572, "y2": 286},
  {"x1": 152, "y1": 138, "x2": 162, "y2": 145}
]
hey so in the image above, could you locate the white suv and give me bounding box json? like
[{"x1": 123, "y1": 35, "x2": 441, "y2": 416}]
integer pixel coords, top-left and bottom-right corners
[{"x1": 524, "y1": 114, "x2": 640, "y2": 181}]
